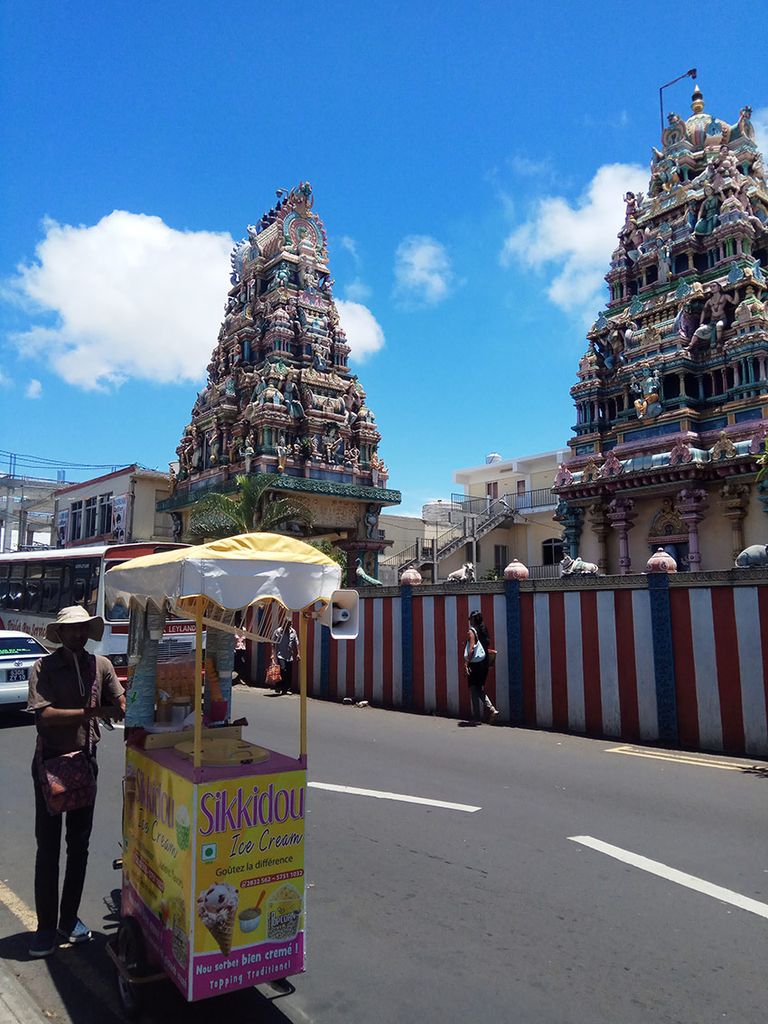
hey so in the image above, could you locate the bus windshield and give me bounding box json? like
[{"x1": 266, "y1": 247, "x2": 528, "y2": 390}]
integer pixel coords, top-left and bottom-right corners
[{"x1": 104, "y1": 560, "x2": 130, "y2": 621}]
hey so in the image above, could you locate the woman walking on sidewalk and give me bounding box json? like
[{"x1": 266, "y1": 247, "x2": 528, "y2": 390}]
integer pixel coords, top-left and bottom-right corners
[{"x1": 464, "y1": 610, "x2": 499, "y2": 724}]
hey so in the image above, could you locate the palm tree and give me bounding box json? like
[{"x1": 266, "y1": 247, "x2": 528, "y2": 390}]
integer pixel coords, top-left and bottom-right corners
[{"x1": 188, "y1": 473, "x2": 312, "y2": 541}]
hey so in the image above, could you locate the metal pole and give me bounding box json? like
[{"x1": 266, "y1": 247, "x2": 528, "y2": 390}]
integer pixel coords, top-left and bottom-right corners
[
  {"x1": 299, "y1": 613, "x2": 308, "y2": 758},
  {"x1": 3, "y1": 485, "x2": 13, "y2": 552},
  {"x1": 194, "y1": 598, "x2": 204, "y2": 770},
  {"x1": 659, "y1": 68, "x2": 697, "y2": 136}
]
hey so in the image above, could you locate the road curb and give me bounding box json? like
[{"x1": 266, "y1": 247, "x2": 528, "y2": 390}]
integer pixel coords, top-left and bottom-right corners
[{"x1": 0, "y1": 958, "x2": 49, "y2": 1024}]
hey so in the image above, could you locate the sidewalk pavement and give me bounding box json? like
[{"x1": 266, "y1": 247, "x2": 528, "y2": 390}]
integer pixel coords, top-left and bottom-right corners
[{"x1": 0, "y1": 958, "x2": 48, "y2": 1024}]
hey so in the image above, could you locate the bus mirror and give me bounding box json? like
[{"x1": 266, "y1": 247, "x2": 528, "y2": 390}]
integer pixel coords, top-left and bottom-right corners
[{"x1": 318, "y1": 589, "x2": 359, "y2": 640}]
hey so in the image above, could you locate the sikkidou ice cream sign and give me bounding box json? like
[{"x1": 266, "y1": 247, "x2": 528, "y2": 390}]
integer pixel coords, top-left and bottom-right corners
[{"x1": 199, "y1": 781, "x2": 305, "y2": 854}]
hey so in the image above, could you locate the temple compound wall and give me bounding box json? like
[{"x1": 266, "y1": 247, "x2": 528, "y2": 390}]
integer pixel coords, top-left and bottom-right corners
[{"x1": 256, "y1": 575, "x2": 768, "y2": 759}]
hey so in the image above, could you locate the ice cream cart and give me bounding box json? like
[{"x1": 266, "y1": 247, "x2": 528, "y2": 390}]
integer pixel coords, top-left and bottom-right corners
[{"x1": 103, "y1": 533, "x2": 357, "y2": 1017}]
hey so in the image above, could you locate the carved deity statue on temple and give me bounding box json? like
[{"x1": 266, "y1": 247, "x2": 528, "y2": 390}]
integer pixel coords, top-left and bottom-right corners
[
  {"x1": 656, "y1": 239, "x2": 672, "y2": 285},
  {"x1": 312, "y1": 338, "x2": 331, "y2": 372},
  {"x1": 283, "y1": 373, "x2": 305, "y2": 418},
  {"x1": 241, "y1": 431, "x2": 255, "y2": 474},
  {"x1": 686, "y1": 282, "x2": 736, "y2": 351},
  {"x1": 276, "y1": 433, "x2": 290, "y2": 473},
  {"x1": 208, "y1": 430, "x2": 221, "y2": 467},
  {"x1": 630, "y1": 365, "x2": 662, "y2": 420},
  {"x1": 694, "y1": 186, "x2": 720, "y2": 235}
]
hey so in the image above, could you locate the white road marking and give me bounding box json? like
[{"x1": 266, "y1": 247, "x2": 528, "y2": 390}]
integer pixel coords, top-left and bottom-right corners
[
  {"x1": 605, "y1": 744, "x2": 767, "y2": 772},
  {"x1": 568, "y1": 836, "x2": 768, "y2": 921},
  {"x1": 0, "y1": 879, "x2": 36, "y2": 930},
  {"x1": 0, "y1": 880, "x2": 118, "y2": 1004},
  {"x1": 308, "y1": 782, "x2": 480, "y2": 812}
]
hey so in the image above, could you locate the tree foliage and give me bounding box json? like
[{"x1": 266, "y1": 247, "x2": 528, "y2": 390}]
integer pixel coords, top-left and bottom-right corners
[
  {"x1": 310, "y1": 539, "x2": 348, "y2": 586},
  {"x1": 187, "y1": 474, "x2": 313, "y2": 541}
]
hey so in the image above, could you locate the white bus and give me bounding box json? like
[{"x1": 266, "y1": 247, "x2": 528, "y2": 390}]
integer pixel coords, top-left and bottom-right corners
[{"x1": 0, "y1": 543, "x2": 195, "y2": 680}]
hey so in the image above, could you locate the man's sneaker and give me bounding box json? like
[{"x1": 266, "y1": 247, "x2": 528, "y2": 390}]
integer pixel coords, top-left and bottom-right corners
[
  {"x1": 489, "y1": 708, "x2": 500, "y2": 724},
  {"x1": 57, "y1": 919, "x2": 92, "y2": 944},
  {"x1": 29, "y1": 928, "x2": 57, "y2": 958}
]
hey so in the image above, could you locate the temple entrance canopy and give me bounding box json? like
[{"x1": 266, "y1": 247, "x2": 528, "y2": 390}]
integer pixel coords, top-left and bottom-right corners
[
  {"x1": 553, "y1": 88, "x2": 768, "y2": 573},
  {"x1": 158, "y1": 183, "x2": 400, "y2": 580}
]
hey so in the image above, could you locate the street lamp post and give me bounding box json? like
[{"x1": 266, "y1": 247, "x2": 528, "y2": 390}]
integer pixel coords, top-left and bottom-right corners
[{"x1": 659, "y1": 68, "x2": 697, "y2": 136}]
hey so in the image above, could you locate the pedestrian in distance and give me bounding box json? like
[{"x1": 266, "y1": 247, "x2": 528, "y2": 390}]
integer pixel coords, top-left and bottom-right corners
[
  {"x1": 26, "y1": 606, "x2": 125, "y2": 958},
  {"x1": 233, "y1": 629, "x2": 251, "y2": 686},
  {"x1": 464, "y1": 610, "x2": 499, "y2": 724},
  {"x1": 271, "y1": 619, "x2": 300, "y2": 694}
]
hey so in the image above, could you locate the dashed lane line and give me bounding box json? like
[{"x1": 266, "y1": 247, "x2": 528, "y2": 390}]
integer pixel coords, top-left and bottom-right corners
[
  {"x1": 568, "y1": 836, "x2": 768, "y2": 921},
  {"x1": 605, "y1": 744, "x2": 767, "y2": 772},
  {"x1": 308, "y1": 781, "x2": 481, "y2": 812}
]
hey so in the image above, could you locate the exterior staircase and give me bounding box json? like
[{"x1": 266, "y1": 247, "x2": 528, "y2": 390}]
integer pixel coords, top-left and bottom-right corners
[{"x1": 381, "y1": 498, "x2": 518, "y2": 579}]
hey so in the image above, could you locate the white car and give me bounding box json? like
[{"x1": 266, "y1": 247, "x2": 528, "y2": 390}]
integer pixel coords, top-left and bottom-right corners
[{"x1": 0, "y1": 630, "x2": 48, "y2": 711}]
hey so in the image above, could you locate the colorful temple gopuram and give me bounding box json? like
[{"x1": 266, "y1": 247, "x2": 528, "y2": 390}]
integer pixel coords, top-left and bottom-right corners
[
  {"x1": 554, "y1": 87, "x2": 768, "y2": 572},
  {"x1": 159, "y1": 182, "x2": 400, "y2": 580}
]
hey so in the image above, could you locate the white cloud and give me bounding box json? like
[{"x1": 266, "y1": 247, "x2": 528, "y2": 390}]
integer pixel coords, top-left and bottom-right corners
[
  {"x1": 753, "y1": 107, "x2": 768, "y2": 163},
  {"x1": 339, "y1": 235, "x2": 360, "y2": 264},
  {"x1": 509, "y1": 155, "x2": 554, "y2": 179},
  {"x1": 501, "y1": 162, "x2": 648, "y2": 319},
  {"x1": 7, "y1": 211, "x2": 233, "y2": 390},
  {"x1": 25, "y1": 379, "x2": 42, "y2": 399},
  {"x1": 394, "y1": 235, "x2": 453, "y2": 305},
  {"x1": 336, "y1": 300, "x2": 385, "y2": 361},
  {"x1": 343, "y1": 278, "x2": 372, "y2": 302}
]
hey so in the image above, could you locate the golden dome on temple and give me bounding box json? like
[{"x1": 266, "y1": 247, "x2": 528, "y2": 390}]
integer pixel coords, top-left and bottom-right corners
[{"x1": 684, "y1": 86, "x2": 730, "y2": 149}]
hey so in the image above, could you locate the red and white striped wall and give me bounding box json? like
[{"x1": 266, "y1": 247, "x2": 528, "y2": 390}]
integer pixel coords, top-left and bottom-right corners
[{"x1": 301, "y1": 580, "x2": 768, "y2": 759}]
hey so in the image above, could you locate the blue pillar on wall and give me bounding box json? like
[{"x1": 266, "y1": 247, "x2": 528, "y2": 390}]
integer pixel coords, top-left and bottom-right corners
[
  {"x1": 504, "y1": 580, "x2": 524, "y2": 725},
  {"x1": 647, "y1": 573, "x2": 678, "y2": 744},
  {"x1": 400, "y1": 585, "x2": 413, "y2": 708}
]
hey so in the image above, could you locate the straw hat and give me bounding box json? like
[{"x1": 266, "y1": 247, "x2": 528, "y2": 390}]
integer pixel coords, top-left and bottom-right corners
[{"x1": 45, "y1": 605, "x2": 105, "y2": 644}]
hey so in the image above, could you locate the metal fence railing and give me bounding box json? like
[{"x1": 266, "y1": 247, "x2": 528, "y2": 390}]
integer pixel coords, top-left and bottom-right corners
[
  {"x1": 449, "y1": 488, "x2": 557, "y2": 520},
  {"x1": 527, "y1": 563, "x2": 562, "y2": 580}
]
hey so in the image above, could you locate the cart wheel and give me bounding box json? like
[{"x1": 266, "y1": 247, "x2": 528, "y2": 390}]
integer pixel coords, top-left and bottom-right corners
[{"x1": 115, "y1": 917, "x2": 146, "y2": 1020}]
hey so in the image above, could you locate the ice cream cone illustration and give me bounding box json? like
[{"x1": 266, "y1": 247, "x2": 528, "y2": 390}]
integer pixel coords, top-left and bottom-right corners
[
  {"x1": 197, "y1": 883, "x2": 238, "y2": 955},
  {"x1": 175, "y1": 805, "x2": 190, "y2": 850}
]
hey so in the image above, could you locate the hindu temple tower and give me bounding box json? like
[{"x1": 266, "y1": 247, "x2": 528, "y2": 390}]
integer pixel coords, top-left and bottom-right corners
[
  {"x1": 553, "y1": 88, "x2": 768, "y2": 572},
  {"x1": 159, "y1": 182, "x2": 400, "y2": 579}
]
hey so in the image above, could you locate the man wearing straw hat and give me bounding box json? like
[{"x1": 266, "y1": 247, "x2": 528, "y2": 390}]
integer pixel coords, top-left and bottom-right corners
[{"x1": 26, "y1": 606, "x2": 125, "y2": 958}]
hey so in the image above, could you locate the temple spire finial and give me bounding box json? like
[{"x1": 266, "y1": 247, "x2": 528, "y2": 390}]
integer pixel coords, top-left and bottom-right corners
[{"x1": 691, "y1": 83, "x2": 704, "y2": 114}]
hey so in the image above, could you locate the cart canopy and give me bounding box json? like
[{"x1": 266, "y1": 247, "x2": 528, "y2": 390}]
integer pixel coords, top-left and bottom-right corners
[{"x1": 104, "y1": 532, "x2": 342, "y2": 613}]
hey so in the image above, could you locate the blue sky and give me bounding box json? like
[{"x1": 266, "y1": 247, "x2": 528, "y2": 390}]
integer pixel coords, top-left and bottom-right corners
[{"x1": 2, "y1": 2, "x2": 767, "y2": 514}]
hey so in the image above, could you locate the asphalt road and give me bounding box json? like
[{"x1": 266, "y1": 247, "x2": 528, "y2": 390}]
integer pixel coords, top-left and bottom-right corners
[{"x1": 1, "y1": 687, "x2": 766, "y2": 1024}]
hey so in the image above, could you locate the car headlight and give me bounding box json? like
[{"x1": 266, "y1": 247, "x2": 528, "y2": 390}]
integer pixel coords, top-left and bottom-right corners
[{"x1": 108, "y1": 654, "x2": 128, "y2": 668}]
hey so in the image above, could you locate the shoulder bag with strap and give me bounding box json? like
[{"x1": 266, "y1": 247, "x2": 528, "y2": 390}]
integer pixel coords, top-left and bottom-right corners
[
  {"x1": 464, "y1": 627, "x2": 486, "y2": 664},
  {"x1": 36, "y1": 655, "x2": 99, "y2": 815}
]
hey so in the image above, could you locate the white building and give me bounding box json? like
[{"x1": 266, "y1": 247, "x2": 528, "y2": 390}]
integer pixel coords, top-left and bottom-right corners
[
  {"x1": 51, "y1": 465, "x2": 174, "y2": 548},
  {"x1": 380, "y1": 449, "x2": 567, "y2": 583}
]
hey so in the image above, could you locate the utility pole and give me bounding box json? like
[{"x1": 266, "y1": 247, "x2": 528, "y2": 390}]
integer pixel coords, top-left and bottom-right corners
[{"x1": 3, "y1": 482, "x2": 13, "y2": 552}]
